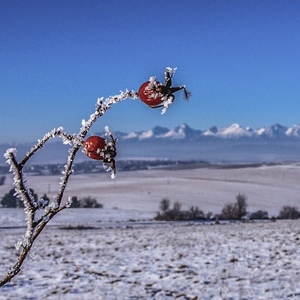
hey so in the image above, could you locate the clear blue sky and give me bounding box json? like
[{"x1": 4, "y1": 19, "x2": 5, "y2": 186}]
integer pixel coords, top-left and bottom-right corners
[{"x1": 1, "y1": 0, "x2": 300, "y2": 143}]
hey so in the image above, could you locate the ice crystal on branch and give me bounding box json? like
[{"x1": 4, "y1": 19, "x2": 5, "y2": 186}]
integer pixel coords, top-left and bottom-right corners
[{"x1": 104, "y1": 125, "x2": 111, "y2": 135}]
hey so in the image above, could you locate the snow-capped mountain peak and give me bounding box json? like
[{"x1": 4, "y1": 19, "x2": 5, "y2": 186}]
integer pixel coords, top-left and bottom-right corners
[
  {"x1": 120, "y1": 123, "x2": 300, "y2": 141},
  {"x1": 219, "y1": 123, "x2": 254, "y2": 138},
  {"x1": 286, "y1": 124, "x2": 300, "y2": 137},
  {"x1": 203, "y1": 126, "x2": 219, "y2": 136},
  {"x1": 255, "y1": 124, "x2": 288, "y2": 138}
]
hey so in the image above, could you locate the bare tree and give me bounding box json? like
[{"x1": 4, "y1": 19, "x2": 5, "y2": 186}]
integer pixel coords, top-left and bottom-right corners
[
  {"x1": 235, "y1": 193, "x2": 248, "y2": 219},
  {"x1": 221, "y1": 193, "x2": 248, "y2": 220},
  {"x1": 221, "y1": 202, "x2": 237, "y2": 220},
  {"x1": 160, "y1": 198, "x2": 170, "y2": 212},
  {"x1": 172, "y1": 201, "x2": 182, "y2": 220},
  {"x1": 278, "y1": 205, "x2": 300, "y2": 219}
]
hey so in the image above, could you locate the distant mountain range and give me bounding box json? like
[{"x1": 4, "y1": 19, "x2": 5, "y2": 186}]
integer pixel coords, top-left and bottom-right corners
[
  {"x1": 109, "y1": 123, "x2": 300, "y2": 140},
  {"x1": 1, "y1": 123, "x2": 300, "y2": 165}
]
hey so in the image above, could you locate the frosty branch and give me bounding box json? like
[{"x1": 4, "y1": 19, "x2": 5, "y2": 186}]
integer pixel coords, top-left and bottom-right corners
[
  {"x1": 0, "y1": 90, "x2": 138, "y2": 287},
  {"x1": 0, "y1": 67, "x2": 189, "y2": 287}
]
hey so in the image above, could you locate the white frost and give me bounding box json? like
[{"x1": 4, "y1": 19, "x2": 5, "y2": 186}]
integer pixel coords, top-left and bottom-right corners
[{"x1": 4, "y1": 148, "x2": 17, "y2": 160}]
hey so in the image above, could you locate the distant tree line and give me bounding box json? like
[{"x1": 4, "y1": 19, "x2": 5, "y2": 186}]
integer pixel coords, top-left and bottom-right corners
[
  {"x1": 0, "y1": 188, "x2": 103, "y2": 209},
  {"x1": 68, "y1": 196, "x2": 103, "y2": 208},
  {"x1": 155, "y1": 193, "x2": 300, "y2": 221},
  {"x1": 1, "y1": 160, "x2": 203, "y2": 176},
  {"x1": 2, "y1": 187, "x2": 299, "y2": 219}
]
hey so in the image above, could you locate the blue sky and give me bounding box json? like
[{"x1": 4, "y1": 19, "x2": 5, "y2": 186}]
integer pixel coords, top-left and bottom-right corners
[{"x1": 1, "y1": 0, "x2": 300, "y2": 143}]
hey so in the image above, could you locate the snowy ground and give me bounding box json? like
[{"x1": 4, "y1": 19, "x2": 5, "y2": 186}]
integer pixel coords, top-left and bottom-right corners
[
  {"x1": 0, "y1": 217, "x2": 300, "y2": 299},
  {"x1": 1, "y1": 164, "x2": 300, "y2": 299}
]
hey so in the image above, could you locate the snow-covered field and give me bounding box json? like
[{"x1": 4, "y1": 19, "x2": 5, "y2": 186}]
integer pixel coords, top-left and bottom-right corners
[
  {"x1": 1, "y1": 162, "x2": 300, "y2": 216},
  {"x1": 1, "y1": 164, "x2": 300, "y2": 299},
  {"x1": 1, "y1": 218, "x2": 300, "y2": 299}
]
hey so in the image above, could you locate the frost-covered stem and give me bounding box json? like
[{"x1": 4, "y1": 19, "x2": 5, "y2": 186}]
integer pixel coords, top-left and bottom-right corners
[
  {"x1": 0, "y1": 89, "x2": 138, "y2": 287},
  {"x1": 5, "y1": 151, "x2": 35, "y2": 242},
  {"x1": 0, "y1": 245, "x2": 30, "y2": 286},
  {"x1": 56, "y1": 89, "x2": 137, "y2": 206},
  {"x1": 0, "y1": 201, "x2": 69, "y2": 285},
  {"x1": 19, "y1": 128, "x2": 74, "y2": 168},
  {"x1": 79, "y1": 89, "x2": 138, "y2": 138},
  {"x1": 55, "y1": 144, "x2": 80, "y2": 207},
  {"x1": 6, "y1": 151, "x2": 33, "y2": 209},
  {"x1": 0, "y1": 151, "x2": 34, "y2": 286}
]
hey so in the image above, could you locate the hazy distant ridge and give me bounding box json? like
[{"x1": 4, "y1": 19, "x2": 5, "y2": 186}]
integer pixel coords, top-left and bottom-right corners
[{"x1": 1, "y1": 123, "x2": 300, "y2": 165}]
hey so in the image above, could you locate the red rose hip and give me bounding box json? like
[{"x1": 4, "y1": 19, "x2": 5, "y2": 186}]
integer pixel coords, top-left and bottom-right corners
[
  {"x1": 138, "y1": 80, "x2": 165, "y2": 108},
  {"x1": 83, "y1": 136, "x2": 106, "y2": 160}
]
